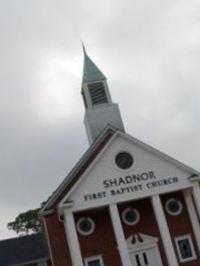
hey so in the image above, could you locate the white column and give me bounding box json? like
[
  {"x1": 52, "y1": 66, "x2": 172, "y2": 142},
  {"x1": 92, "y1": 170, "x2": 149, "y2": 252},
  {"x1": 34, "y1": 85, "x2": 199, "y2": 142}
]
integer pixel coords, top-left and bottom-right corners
[
  {"x1": 184, "y1": 189, "x2": 200, "y2": 254},
  {"x1": 63, "y1": 210, "x2": 83, "y2": 266},
  {"x1": 151, "y1": 195, "x2": 178, "y2": 266},
  {"x1": 109, "y1": 204, "x2": 132, "y2": 266},
  {"x1": 192, "y1": 183, "x2": 200, "y2": 219}
]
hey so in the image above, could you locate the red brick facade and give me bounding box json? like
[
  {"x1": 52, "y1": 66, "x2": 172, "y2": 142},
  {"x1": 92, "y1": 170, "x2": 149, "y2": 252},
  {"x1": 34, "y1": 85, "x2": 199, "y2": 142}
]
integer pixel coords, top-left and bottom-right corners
[
  {"x1": 75, "y1": 208, "x2": 121, "y2": 266},
  {"x1": 161, "y1": 191, "x2": 200, "y2": 266},
  {"x1": 45, "y1": 213, "x2": 72, "y2": 266},
  {"x1": 43, "y1": 191, "x2": 200, "y2": 265}
]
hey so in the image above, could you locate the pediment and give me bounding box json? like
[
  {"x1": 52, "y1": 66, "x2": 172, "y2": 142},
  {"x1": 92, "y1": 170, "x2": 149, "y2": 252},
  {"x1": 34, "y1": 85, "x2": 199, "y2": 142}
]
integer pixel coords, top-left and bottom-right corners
[
  {"x1": 127, "y1": 233, "x2": 158, "y2": 250},
  {"x1": 60, "y1": 131, "x2": 199, "y2": 211}
]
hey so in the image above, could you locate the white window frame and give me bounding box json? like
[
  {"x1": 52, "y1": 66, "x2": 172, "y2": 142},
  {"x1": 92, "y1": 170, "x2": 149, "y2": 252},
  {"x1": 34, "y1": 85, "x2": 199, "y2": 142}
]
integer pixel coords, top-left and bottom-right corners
[
  {"x1": 122, "y1": 208, "x2": 140, "y2": 226},
  {"x1": 165, "y1": 198, "x2": 183, "y2": 216},
  {"x1": 175, "y1": 234, "x2": 197, "y2": 263},
  {"x1": 113, "y1": 150, "x2": 135, "y2": 173},
  {"x1": 84, "y1": 255, "x2": 104, "y2": 266},
  {"x1": 76, "y1": 217, "x2": 95, "y2": 236}
]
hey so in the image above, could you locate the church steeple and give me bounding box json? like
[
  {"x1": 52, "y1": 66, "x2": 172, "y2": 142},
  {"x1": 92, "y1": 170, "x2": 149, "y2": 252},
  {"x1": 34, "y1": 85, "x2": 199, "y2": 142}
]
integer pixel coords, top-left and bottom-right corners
[
  {"x1": 81, "y1": 48, "x2": 125, "y2": 144},
  {"x1": 82, "y1": 45, "x2": 106, "y2": 84}
]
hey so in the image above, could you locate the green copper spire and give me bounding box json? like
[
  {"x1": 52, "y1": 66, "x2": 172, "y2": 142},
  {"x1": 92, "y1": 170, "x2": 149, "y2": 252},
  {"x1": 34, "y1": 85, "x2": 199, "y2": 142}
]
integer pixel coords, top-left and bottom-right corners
[{"x1": 82, "y1": 45, "x2": 106, "y2": 84}]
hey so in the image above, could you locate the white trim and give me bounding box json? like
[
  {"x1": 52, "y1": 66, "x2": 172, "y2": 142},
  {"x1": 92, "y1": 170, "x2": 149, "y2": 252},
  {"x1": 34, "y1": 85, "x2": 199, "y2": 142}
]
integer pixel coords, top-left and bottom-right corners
[
  {"x1": 126, "y1": 233, "x2": 159, "y2": 251},
  {"x1": 40, "y1": 125, "x2": 117, "y2": 215},
  {"x1": 109, "y1": 204, "x2": 132, "y2": 266},
  {"x1": 11, "y1": 259, "x2": 48, "y2": 266},
  {"x1": 84, "y1": 255, "x2": 104, "y2": 266},
  {"x1": 192, "y1": 183, "x2": 200, "y2": 219},
  {"x1": 165, "y1": 198, "x2": 183, "y2": 216},
  {"x1": 183, "y1": 189, "x2": 200, "y2": 254},
  {"x1": 58, "y1": 131, "x2": 117, "y2": 210},
  {"x1": 189, "y1": 175, "x2": 200, "y2": 182},
  {"x1": 41, "y1": 128, "x2": 200, "y2": 215},
  {"x1": 175, "y1": 234, "x2": 197, "y2": 263},
  {"x1": 76, "y1": 217, "x2": 95, "y2": 236},
  {"x1": 122, "y1": 208, "x2": 140, "y2": 225},
  {"x1": 42, "y1": 217, "x2": 55, "y2": 266},
  {"x1": 151, "y1": 195, "x2": 178, "y2": 266},
  {"x1": 63, "y1": 210, "x2": 83, "y2": 266},
  {"x1": 117, "y1": 131, "x2": 200, "y2": 176},
  {"x1": 62, "y1": 130, "x2": 200, "y2": 205},
  {"x1": 126, "y1": 233, "x2": 163, "y2": 265}
]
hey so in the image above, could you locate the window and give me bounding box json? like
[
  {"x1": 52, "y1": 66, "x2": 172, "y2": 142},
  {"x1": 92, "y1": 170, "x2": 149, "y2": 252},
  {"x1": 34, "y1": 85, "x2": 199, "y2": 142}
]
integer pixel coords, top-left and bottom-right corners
[
  {"x1": 115, "y1": 152, "x2": 134, "y2": 170},
  {"x1": 122, "y1": 208, "x2": 140, "y2": 225},
  {"x1": 88, "y1": 82, "x2": 108, "y2": 106},
  {"x1": 165, "y1": 198, "x2": 183, "y2": 216},
  {"x1": 175, "y1": 235, "x2": 197, "y2": 263},
  {"x1": 84, "y1": 255, "x2": 104, "y2": 266},
  {"x1": 76, "y1": 217, "x2": 95, "y2": 236}
]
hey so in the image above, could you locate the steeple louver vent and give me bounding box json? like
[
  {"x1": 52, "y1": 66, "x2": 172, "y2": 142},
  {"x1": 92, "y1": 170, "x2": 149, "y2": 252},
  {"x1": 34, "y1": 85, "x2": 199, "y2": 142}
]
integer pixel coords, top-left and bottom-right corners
[
  {"x1": 88, "y1": 82, "x2": 108, "y2": 106},
  {"x1": 82, "y1": 91, "x2": 88, "y2": 108}
]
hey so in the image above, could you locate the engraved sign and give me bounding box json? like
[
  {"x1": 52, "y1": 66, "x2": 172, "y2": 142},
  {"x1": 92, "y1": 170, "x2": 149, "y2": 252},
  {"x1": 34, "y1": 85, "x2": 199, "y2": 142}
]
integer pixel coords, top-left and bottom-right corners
[{"x1": 83, "y1": 170, "x2": 178, "y2": 202}]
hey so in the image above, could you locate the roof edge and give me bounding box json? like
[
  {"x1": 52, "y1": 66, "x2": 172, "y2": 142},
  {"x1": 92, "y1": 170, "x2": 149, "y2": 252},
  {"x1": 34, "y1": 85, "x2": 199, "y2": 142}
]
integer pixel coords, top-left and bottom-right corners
[
  {"x1": 40, "y1": 127, "x2": 200, "y2": 216},
  {"x1": 39, "y1": 125, "x2": 117, "y2": 216},
  {"x1": 10, "y1": 257, "x2": 49, "y2": 266},
  {"x1": 117, "y1": 131, "x2": 200, "y2": 176}
]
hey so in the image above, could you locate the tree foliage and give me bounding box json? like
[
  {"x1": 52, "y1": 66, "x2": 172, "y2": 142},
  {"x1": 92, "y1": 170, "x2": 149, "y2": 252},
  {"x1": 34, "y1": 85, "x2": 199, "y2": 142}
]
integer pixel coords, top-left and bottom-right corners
[
  {"x1": 7, "y1": 208, "x2": 41, "y2": 235},
  {"x1": 7, "y1": 195, "x2": 54, "y2": 235}
]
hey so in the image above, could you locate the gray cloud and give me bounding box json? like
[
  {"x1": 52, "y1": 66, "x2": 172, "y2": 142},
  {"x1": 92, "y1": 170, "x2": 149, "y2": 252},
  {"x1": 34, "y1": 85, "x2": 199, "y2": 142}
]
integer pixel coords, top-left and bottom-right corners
[{"x1": 0, "y1": 0, "x2": 200, "y2": 238}]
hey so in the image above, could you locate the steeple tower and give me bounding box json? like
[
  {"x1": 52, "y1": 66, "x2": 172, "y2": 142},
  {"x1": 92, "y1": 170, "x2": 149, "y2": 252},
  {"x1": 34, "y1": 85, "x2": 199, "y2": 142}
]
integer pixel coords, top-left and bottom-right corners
[{"x1": 81, "y1": 47, "x2": 125, "y2": 144}]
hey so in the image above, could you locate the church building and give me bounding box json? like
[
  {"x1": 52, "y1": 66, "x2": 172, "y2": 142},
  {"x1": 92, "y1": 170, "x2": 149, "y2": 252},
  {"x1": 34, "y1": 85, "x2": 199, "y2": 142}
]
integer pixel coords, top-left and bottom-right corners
[{"x1": 30, "y1": 49, "x2": 200, "y2": 265}]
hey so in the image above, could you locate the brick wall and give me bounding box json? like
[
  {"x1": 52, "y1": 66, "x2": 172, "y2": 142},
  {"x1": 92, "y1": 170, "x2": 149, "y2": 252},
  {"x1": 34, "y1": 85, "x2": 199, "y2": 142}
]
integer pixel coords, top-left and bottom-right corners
[
  {"x1": 44, "y1": 192, "x2": 200, "y2": 266},
  {"x1": 44, "y1": 213, "x2": 72, "y2": 266},
  {"x1": 161, "y1": 191, "x2": 200, "y2": 266},
  {"x1": 75, "y1": 207, "x2": 122, "y2": 266}
]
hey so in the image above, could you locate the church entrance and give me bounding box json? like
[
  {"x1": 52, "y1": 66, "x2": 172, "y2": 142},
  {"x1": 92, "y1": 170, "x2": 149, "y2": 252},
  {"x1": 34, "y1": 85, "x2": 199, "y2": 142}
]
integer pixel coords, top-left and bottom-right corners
[
  {"x1": 130, "y1": 248, "x2": 160, "y2": 266},
  {"x1": 126, "y1": 233, "x2": 163, "y2": 266}
]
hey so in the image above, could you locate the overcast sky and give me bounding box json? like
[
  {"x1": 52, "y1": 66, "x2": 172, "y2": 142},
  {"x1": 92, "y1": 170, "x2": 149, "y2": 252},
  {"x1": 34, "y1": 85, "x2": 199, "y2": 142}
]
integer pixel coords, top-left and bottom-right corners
[{"x1": 0, "y1": 0, "x2": 200, "y2": 239}]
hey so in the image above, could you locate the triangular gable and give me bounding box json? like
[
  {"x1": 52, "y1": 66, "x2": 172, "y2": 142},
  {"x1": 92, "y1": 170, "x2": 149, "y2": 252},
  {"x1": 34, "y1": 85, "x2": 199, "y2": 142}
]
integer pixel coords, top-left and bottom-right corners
[
  {"x1": 39, "y1": 125, "x2": 117, "y2": 215},
  {"x1": 126, "y1": 233, "x2": 159, "y2": 250},
  {"x1": 59, "y1": 131, "x2": 199, "y2": 212},
  {"x1": 40, "y1": 128, "x2": 200, "y2": 215},
  {"x1": 119, "y1": 132, "x2": 200, "y2": 177}
]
